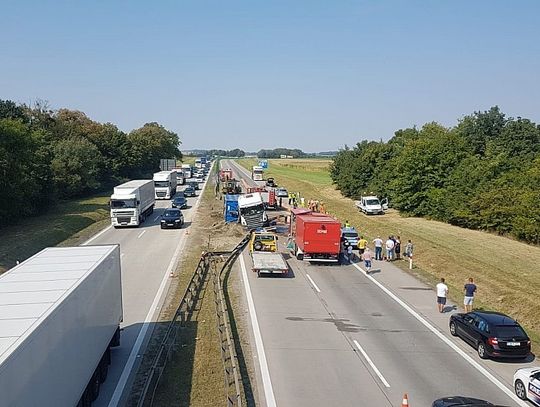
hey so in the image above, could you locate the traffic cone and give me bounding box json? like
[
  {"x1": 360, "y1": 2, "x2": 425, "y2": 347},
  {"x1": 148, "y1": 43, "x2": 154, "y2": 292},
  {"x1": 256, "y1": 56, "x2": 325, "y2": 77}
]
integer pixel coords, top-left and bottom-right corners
[
  {"x1": 186, "y1": 229, "x2": 190, "y2": 235},
  {"x1": 401, "y1": 393, "x2": 409, "y2": 407}
]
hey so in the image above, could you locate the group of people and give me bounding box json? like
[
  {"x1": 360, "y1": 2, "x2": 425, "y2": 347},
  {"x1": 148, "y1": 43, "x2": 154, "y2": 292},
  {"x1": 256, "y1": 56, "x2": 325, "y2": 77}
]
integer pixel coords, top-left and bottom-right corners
[
  {"x1": 287, "y1": 192, "x2": 326, "y2": 213},
  {"x1": 436, "y1": 277, "x2": 477, "y2": 313},
  {"x1": 370, "y1": 235, "x2": 413, "y2": 262}
]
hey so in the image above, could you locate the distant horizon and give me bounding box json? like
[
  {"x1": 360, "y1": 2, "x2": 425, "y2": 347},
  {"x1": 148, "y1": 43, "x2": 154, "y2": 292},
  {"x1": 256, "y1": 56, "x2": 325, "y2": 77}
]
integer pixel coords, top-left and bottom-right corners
[{"x1": 2, "y1": 1, "x2": 539, "y2": 151}]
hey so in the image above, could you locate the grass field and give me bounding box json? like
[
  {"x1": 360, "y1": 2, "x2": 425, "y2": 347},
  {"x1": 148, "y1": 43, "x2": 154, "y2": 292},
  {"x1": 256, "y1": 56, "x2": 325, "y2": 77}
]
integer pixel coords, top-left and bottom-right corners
[
  {"x1": 238, "y1": 158, "x2": 540, "y2": 347},
  {"x1": 0, "y1": 193, "x2": 111, "y2": 273}
]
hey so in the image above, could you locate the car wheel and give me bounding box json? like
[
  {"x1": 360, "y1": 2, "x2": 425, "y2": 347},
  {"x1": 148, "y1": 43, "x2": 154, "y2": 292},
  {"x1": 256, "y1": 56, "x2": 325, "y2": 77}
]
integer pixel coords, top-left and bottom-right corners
[
  {"x1": 515, "y1": 379, "x2": 527, "y2": 400},
  {"x1": 477, "y1": 342, "x2": 488, "y2": 359},
  {"x1": 160, "y1": 225, "x2": 164, "y2": 229},
  {"x1": 449, "y1": 321, "x2": 458, "y2": 336}
]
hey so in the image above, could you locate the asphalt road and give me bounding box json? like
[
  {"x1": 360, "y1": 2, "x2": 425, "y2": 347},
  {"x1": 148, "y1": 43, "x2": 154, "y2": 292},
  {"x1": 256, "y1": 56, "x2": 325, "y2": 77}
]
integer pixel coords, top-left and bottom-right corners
[
  {"x1": 86, "y1": 173, "x2": 209, "y2": 407},
  {"x1": 224, "y1": 159, "x2": 532, "y2": 407}
]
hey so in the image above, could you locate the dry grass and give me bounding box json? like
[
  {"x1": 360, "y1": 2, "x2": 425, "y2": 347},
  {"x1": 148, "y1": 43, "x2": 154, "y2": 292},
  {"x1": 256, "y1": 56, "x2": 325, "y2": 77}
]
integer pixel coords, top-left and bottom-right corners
[
  {"x1": 237, "y1": 158, "x2": 540, "y2": 348},
  {"x1": 129, "y1": 167, "x2": 246, "y2": 407}
]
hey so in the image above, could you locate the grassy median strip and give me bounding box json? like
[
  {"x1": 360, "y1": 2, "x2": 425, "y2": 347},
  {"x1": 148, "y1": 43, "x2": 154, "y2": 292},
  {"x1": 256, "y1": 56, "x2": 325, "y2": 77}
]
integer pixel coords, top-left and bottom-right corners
[
  {"x1": 0, "y1": 193, "x2": 111, "y2": 273},
  {"x1": 238, "y1": 158, "x2": 540, "y2": 348}
]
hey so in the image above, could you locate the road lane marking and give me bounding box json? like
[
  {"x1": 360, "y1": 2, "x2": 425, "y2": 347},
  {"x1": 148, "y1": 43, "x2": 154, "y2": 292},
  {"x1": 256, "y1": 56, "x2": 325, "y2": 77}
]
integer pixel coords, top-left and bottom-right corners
[
  {"x1": 153, "y1": 215, "x2": 160, "y2": 221},
  {"x1": 239, "y1": 254, "x2": 277, "y2": 407},
  {"x1": 353, "y1": 340, "x2": 390, "y2": 388},
  {"x1": 306, "y1": 274, "x2": 321, "y2": 293},
  {"x1": 137, "y1": 230, "x2": 146, "y2": 239},
  {"x1": 351, "y1": 263, "x2": 529, "y2": 407},
  {"x1": 81, "y1": 225, "x2": 112, "y2": 246}
]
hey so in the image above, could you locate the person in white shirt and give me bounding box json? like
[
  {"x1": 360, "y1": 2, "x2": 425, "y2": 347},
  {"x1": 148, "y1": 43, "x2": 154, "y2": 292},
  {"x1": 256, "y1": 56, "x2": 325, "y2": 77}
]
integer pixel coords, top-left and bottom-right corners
[
  {"x1": 436, "y1": 278, "x2": 449, "y2": 313},
  {"x1": 373, "y1": 236, "x2": 383, "y2": 260},
  {"x1": 385, "y1": 237, "x2": 395, "y2": 261}
]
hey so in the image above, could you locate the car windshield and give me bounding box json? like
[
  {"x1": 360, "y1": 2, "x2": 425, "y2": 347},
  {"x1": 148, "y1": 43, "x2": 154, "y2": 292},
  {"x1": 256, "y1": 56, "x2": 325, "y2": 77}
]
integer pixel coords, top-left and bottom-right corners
[
  {"x1": 241, "y1": 204, "x2": 264, "y2": 216},
  {"x1": 164, "y1": 210, "x2": 180, "y2": 217},
  {"x1": 495, "y1": 325, "x2": 527, "y2": 337},
  {"x1": 366, "y1": 199, "x2": 380, "y2": 206},
  {"x1": 343, "y1": 232, "x2": 358, "y2": 238},
  {"x1": 154, "y1": 181, "x2": 169, "y2": 187},
  {"x1": 174, "y1": 197, "x2": 185, "y2": 202},
  {"x1": 111, "y1": 199, "x2": 135, "y2": 208}
]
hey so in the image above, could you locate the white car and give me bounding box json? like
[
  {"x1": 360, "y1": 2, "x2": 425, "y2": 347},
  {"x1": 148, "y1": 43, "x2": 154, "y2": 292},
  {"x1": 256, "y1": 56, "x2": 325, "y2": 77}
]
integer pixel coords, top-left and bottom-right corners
[{"x1": 514, "y1": 367, "x2": 540, "y2": 406}]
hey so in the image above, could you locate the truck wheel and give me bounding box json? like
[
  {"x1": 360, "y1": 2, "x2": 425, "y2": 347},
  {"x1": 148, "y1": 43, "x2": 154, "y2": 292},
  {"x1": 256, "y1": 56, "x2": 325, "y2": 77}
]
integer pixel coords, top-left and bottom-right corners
[
  {"x1": 296, "y1": 252, "x2": 304, "y2": 261},
  {"x1": 98, "y1": 350, "x2": 110, "y2": 383},
  {"x1": 111, "y1": 327, "x2": 121, "y2": 347},
  {"x1": 89, "y1": 371, "x2": 100, "y2": 401},
  {"x1": 77, "y1": 388, "x2": 92, "y2": 407}
]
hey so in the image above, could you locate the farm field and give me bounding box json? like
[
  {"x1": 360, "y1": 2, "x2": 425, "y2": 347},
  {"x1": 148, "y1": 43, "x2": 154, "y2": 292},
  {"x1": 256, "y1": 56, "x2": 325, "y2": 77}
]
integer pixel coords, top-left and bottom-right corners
[{"x1": 238, "y1": 158, "x2": 540, "y2": 347}]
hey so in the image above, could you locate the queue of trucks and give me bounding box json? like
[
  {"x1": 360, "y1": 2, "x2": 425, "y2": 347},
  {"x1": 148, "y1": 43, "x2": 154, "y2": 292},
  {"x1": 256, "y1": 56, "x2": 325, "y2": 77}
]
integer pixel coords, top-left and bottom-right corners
[{"x1": 0, "y1": 245, "x2": 123, "y2": 407}]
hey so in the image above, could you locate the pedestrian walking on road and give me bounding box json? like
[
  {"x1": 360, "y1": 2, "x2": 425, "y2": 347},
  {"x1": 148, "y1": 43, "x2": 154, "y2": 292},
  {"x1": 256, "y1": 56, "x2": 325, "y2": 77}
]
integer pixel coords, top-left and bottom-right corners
[
  {"x1": 405, "y1": 239, "x2": 414, "y2": 258},
  {"x1": 436, "y1": 278, "x2": 449, "y2": 313},
  {"x1": 395, "y1": 236, "x2": 401, "y2": 260},
  {"x1": 463, "y1": 277, "x2": 477, "y2": 312},
  {"x1": 373, "y1": 236, "x2": 383, "y2": 260},
  {"x1": 385, "y1": 236, "x2": 395, "y2": 261},
  {"x1": 362, "y1": 247, "x2": 372, "y2": 272},
  {"x1": 347, "y1": 245, "x2": 353, "y2": 263},
  {"x1": 358, "y1": 235, "x2": 368, "y2": 255}
]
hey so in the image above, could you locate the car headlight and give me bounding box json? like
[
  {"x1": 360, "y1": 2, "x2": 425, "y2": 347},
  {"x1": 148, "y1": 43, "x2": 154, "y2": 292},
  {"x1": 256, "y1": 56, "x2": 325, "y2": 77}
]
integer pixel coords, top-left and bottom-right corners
[
  {"x1": 160, "y1": 220, "x2": 165, "y2": 223},
  {"x1": 175, "y1": 219, "x2": 180, "y2": 222}
]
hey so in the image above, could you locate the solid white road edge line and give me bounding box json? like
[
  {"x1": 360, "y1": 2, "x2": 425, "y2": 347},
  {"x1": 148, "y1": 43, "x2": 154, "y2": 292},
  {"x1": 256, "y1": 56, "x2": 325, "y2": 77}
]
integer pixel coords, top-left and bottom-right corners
[
  {"x1": 353, "y1": 340, "x2": 391, "y2": 388},
  {"x1": 137, "y1": 230, "x2": 146, "y2": 239},
  {"x1": 351, "y1": 263, "x2": 528, "y2": 407},
  {"x1": 306, "y1": 274, "x2": 321, "y2": 293},
  {"x1": 239, "y1": 254, "x2": 277, "y2": 407},
  {"x1": 81, "y1": 225, "x2": 112, "y2": 246},
  {"x1": 108, "y1": 169, "x2": 212, "y2": 406}
]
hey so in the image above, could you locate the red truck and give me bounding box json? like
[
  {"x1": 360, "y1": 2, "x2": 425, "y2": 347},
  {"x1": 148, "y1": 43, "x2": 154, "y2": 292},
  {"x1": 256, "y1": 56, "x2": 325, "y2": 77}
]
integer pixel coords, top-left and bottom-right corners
[
  {"x1": 247, "y1": 186, "x2": 278, "y2": 209},
  {"x1": 290, "y1": 213, "x2": 341, "y2": 262}
]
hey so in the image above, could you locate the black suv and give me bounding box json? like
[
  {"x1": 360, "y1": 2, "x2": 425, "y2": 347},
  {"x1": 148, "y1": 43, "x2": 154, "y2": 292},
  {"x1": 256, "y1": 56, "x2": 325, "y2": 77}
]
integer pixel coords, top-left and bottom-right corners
[
  {"x1": 184, "y1": 186, "x2": 196, "y2": 197},
  {"x1": 449, "y1": 311, "x2": 530, "y2": 359},
  {"x1": 160, "y1": 208, "x2": 184, "y2": 229}
]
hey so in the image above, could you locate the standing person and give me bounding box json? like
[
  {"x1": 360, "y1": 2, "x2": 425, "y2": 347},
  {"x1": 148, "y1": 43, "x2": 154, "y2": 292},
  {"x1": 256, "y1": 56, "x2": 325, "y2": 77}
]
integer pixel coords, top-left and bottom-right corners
[
  {"x1": 405, "y1": 239, "x2": 414, "y2": 258},
  {"x1": 344, "y1": 219, "x2": 350, "y2": 228},
  {"x1": 362, "y1": 247, "x2": 372, "y2": 272},
  {"x1": 288, "y1": 192, "x2": 293, "y2": 205},
  {"x1": 463, "y1": 277, "x2": 477, "y2": 313},
  {"x1": 395, "y1": 236, "x2": 401, "y2": 260},
  {"x1": 358, "y1": 235, "x2": 368, "y2": 255},
  {"x1": 300, "y1": 197, "x2": 305, "y2": 208},
  {"x1": 436, "y1": 278, "x2": 449, "y2": 313},
  {"x1": 347, "y1": 245, "x2": 353, "y2": 263},
  {"x1": 373, "y1": 236, "x2": 383, "y2": 260},
  {"x1": 320, "y1": 201, "x2": 326, "y2": 214},
  {"x1": 385, "y1": 236, "x2": 395, "y2": 261}
]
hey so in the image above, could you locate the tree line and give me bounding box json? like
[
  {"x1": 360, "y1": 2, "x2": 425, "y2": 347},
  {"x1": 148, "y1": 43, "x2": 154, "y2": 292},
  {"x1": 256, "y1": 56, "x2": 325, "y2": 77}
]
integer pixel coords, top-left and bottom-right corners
[
  {"x1": 257, "y1": 148, "x2": 306, "y2": 158},
  {"x1": 0, "y1": 99, "x2": 181, "y2": 226},
  {"x1": 330, "y1": 107, "x2": 540, "y2": 244}
]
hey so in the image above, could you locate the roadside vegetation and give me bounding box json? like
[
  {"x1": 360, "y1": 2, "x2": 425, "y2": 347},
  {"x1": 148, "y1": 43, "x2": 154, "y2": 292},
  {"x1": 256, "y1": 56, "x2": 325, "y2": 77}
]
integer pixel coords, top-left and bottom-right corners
[
  {"x1": 331, "y1": 107, "x2": 540, "y2": 244},
  {"x1": 0, "y1": 99, "x2": 182, "y2": 228},
  {"x1": 237, "y1": 158, "x2": 540, "y2": 348}
]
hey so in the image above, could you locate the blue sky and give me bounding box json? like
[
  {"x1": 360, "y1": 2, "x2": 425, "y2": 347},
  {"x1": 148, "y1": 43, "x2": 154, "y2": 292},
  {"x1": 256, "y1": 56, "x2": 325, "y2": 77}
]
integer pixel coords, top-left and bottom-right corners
[{"x1": 2, "y1": 1, "x2": 539, "y2": 151}]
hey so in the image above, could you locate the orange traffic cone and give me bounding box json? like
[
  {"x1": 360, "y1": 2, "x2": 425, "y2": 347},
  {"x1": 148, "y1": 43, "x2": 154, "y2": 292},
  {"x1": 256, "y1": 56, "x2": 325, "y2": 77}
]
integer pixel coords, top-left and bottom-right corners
[{"x1": 401, "y1": 393, "x2": 409, "y2": 407}]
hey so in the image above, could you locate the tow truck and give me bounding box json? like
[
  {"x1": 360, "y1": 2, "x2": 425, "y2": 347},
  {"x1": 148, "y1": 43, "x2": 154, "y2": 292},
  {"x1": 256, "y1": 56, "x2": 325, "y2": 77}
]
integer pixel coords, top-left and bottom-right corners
[{"x1": 249, "y1": 230, "x2": 289, "y2": 277}]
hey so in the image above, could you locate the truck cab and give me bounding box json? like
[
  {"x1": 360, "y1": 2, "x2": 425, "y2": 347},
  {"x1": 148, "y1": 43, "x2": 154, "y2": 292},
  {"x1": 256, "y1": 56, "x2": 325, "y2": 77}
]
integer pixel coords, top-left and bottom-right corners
[{"x1": 341, "y1": 226, "x2": 359, "y2": 248}]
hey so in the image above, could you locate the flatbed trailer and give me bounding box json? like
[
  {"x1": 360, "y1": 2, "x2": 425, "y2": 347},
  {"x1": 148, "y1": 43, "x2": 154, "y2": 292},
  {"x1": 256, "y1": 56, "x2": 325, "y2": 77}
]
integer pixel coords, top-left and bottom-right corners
[{"x1": 251, "y1": 251, "x2": 289, "y2": 277}]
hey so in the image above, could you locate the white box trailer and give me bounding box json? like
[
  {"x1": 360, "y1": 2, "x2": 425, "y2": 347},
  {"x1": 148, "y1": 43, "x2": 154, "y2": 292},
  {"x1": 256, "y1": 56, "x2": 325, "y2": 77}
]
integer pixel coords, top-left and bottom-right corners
[
  {"x1": 153, "y1": 170, "x2": 178, "y2": 199},
  {"x1": 0, "y1": 245, "x2": 123, "y2": 407},
  {"x1": 110, "y1": 179, "x2": 155, "y2": 227}
]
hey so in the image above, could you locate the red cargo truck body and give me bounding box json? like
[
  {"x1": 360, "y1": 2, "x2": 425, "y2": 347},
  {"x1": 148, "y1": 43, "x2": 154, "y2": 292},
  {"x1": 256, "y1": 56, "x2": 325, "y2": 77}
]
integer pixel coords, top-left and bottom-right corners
[{"x1": 294, "y1": 214, "x2": 341, "y2": 262}]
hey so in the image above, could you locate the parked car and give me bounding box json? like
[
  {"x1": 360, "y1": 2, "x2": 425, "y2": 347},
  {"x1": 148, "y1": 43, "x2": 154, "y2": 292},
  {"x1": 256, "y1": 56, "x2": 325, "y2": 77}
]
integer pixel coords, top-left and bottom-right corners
[
  {"x1": 432, "y1": 396, "x2": 505, "y2": 406},
  {"x1": 449, "y1": 311, "x2": 531, "y2": 359},
  {"x1": 160, "y1": 208, "x2": 184, "y2": 229},
  {"x1": 266, "y1": 177, "x2": 276, "y2": 187},
  {"x1": 276, "y1": 187, "x2": 288, "y2": 198},
  {"x1": 184, "y1": 186, "x2": 196, "y2": 197},
  {"x1": 514, "y1": 367, "x2": 540, "y2": 406},
  {"x1": 172, "y1": 195, "x2": 187, "y2": 209}
]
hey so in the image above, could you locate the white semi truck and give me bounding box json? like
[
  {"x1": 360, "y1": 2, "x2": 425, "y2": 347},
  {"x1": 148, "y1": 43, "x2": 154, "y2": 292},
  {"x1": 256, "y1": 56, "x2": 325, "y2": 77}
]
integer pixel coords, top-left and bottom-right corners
[
  {"x1": 110, "y1": 179, "x2": 155, "y2": 227},
  {"x1": 251, "y1": 165, "x2": 264, "y2": 181},
  {"x1": 181, "y1": 164, "x2": 192, "y2": 179},
  {"x1": 153, "y1": 170, "x2": 178, "y2": 199},
  {"x1": 238, "y1": 193, "x2": 268, "y2": 229},
  {"x1": 0, "y1": 245, "x2": 123, "y2": 407}
]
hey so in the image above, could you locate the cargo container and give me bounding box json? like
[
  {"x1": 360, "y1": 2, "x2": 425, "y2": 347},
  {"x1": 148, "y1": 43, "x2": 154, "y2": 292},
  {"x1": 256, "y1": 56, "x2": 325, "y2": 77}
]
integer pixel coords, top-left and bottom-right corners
[
  {"x1": 292, "y1": 214, "x2": 341, "y2": 262},
  {"x1": 110, "y1": 179, "x2": 155, "y2": 227},
  {"x1": 0, "y1": 245, "x2": 123, "y2": 407}
]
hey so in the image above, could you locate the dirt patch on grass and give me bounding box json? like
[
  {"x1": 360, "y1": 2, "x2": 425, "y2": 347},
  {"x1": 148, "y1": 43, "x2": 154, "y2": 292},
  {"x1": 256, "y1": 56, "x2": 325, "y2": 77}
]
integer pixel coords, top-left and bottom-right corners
[{"x1": 236, "y1": 159, "x2": 540, "y2": 349}]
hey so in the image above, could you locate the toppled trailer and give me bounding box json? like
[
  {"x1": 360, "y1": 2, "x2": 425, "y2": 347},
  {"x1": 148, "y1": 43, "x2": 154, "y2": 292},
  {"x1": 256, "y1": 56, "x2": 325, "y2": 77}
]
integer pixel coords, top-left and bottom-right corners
[{"x1": 0, "y1": 245, "x2": 123, "y2": 407}]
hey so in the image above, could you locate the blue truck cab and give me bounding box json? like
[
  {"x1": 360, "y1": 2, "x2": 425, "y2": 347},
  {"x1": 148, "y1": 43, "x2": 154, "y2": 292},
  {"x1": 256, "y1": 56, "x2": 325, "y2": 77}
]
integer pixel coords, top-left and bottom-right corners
[
  {"x1": 341, "y1": 226, "x2": 359, "y2": 248},
  {"x1": 224, "y1": 194, "x2": 240, "y2": 223}
]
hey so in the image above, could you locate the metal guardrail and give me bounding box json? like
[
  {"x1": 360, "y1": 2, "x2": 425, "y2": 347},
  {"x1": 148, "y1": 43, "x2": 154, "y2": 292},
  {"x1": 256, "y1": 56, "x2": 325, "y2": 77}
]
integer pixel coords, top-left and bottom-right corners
[
  {"x1": 136, "y1": 234, "x2": 250, "y2": 407},
  {"x1": 212, "y1": 234, "x2": 250, "y2": 407}
]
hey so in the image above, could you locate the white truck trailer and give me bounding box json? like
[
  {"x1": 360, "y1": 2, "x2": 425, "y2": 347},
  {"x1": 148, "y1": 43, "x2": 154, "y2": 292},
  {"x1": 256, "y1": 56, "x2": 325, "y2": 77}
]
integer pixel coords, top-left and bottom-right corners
[
  {"x1": 110, "y1": 179, "x2": 155, "y2": 227},
  {"x1": 153, "y1": 170, "x2": 178, "y2": 199},
  {"x1": 251, "y1": 251, "x2": 289, "y2": 277},
  {"x1": 0, "y1": 245, "x2": 123, "y2": 407}
]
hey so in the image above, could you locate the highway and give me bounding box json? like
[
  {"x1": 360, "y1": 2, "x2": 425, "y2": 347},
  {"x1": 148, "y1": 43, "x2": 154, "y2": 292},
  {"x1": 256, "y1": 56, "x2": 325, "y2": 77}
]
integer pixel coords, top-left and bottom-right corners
[
  {"x1": 223, "y1": 159, "x2": 533, "y2": 407},
  {"x1": 85, "y1": 175, "x2": 209, "y2": 407}
]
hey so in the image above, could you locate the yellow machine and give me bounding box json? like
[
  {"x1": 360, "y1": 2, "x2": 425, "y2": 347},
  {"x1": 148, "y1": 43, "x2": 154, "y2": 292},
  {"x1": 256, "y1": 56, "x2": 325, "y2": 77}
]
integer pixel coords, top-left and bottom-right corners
[{"x1": 249, "y1": 230, "x2": 278, "y2": 253}]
